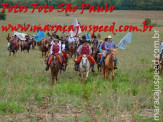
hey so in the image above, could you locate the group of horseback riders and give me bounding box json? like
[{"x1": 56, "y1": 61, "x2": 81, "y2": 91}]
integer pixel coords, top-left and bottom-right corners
[{"x1": 44, "y1": 32, "x2": 118, "y2": 73}]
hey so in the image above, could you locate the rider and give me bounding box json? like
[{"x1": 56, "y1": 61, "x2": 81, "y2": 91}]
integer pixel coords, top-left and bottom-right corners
[
  {"x1": 12, "y1": 35, "x2": 19, "y2": 48},
  {"x1": 98, "y1": 36, "x2": 118, "y2": 69},
  {"x1": 160, "y1": 40, "x2": 163, "y2": 63},
  {"x1": 92, "y1": 35, "x2": 98, "y2": 47},
  {"x1": 45, "y1": 38, "x2": 65, "y2": 71},
  {"x1": 74, "y1": 39, "x2": 95, "y2": 72},
  {"x1": 98, "y1": 38, "x2": 108, "y2": 66}
]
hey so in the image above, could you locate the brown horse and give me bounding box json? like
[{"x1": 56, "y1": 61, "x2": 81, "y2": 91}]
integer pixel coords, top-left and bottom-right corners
[
  {"x1": 31, "y1": 39, "x2": 36, "y2": 49},
  {"x1": 160, "y1": 59, "x2": 163, "y2": 74},
  {"x1": 41, "y1": 40, "x2": 50, "y2": 57},
  {"x1": 6, "y1": 33, "x2": 10, "y2": 42},
  {"x1": 102, "y1": 49, "x2": 117, "y2": 80},
  {"x1": 91, "y1": 44, "x2": 98, "y2": 58},
  {"x1": 50, "y1": 54, "x2": 62, "y2": 85},
  {"x1": 69, "y1": 42, "x2": 77, "y2": 57}
]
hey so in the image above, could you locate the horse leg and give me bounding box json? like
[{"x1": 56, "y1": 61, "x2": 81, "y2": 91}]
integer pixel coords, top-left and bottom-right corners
[
  {"x1": 102, "y1": 67, "x2": 105, "y2": 78},
  {"x1": 56, "y1": 74, "x2": 58, "y2": 83},
  {"x1": 52, "y1": 74, "x2": 55, "y2": 85},
  {"x1": 112, "y1": 69, "x2": 115, "y2": 80},
  {"x1": 85, "y1": 71, "x2": 89, "y2": 80},
  {"x1": 80, "y1": 72, "x2": 83, "y2": 83},
  {"x1": 42, "y1": 52, "x2": 43, "y2": 57},
  {"x1": 106, "y1": 69, "x2": 110, "y2": 80}
]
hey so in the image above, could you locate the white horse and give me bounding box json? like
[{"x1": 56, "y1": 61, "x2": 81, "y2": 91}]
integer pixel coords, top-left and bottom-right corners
[{"x1": 79, "y1": 55, "x2": 90, "y2": 82}]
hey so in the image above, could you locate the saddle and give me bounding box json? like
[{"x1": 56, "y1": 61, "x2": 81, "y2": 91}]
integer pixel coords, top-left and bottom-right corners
[
  {"x1": 48, "y1": 54, "x2": 63, "y2": 66},
  {"x1": 77, "y1": 55, "x2": 95, "y2": 66}
]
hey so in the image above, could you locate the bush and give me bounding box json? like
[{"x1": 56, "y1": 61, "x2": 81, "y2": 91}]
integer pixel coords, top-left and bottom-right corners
[
  {"x1": 0, "y1": 12, "x2": 6, "y2": 20},
  {"x1": 65, "y1": 12, "x2": 70, "y2": 16},
  {"x1": 145, "y1": 18, "x2": 151, "y2": 25}
]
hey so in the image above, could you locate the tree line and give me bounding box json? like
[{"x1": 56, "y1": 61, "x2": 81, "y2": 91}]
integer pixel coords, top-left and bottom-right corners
[{"x1": 0, "y1": 0, "x2": 163, "y2": 10}]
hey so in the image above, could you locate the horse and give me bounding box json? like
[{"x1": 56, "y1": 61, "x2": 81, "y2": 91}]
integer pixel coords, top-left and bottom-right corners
[
  {"x1": 8, "y1": 40, "x2": 18, "y2": 56},
  {"x1": 97, "y1": 33, "x2": 101, "y2": 40},
  {"x1": 41, "y1": 40, "x2": 50, "y2": 57},
  {"x1": 31, "y1": 39, "x2": 36, "y2": 49},
  {"x1": 79, "y1": 55, "x2": 90, "y2": 82},
  {"x1": 102, "y1": 49, "x2": 117, "y2": 80},
  {"x1": 20, "y1": 41, "x2": 32, "y2": 53},
  {"x1": 69, "y1": 42, "x2": 77, "y2": 57},
  {"x1": 91, "y1": 44, "x2": 98, "y2": 58},
  {"x1": 160, "y1": 59, "x2": 163, "y2": 75},
  {"x1": 6, "y1": 33, "x2": 11, "y2": 50},
  {"x1": 50, "y1": 54, "x2": 62, "y2": 85}
]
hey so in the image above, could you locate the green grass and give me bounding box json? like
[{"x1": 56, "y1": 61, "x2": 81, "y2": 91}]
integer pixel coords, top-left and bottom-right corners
[{"x1": 0, "y1": 10, "x2": 163, "y2": 121}]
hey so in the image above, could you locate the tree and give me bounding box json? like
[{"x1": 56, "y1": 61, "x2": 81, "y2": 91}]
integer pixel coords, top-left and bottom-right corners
[{"x1": 0, "y1": 11, "x2": 6, "y2": 20}]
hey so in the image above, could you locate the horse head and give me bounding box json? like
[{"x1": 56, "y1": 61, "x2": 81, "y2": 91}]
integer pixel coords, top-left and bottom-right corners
[
  {"x1": 110, "y1": 49, "x2": 117, "y2": 61},
  {"x1": 52, "y1": 55, "x2": 59, "y2": 67},
  {"x1": 81, "y1": 55, "x2": 88, "y2": 68}
]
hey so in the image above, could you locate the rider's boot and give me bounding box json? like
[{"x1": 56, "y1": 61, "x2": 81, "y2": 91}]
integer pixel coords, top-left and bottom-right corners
[
  {"x1": 74, "y1": 63, "x2": 79, "y2": 71},
  {"x1": 91, "y1": 63, "x2": 95, "y2": 72}
]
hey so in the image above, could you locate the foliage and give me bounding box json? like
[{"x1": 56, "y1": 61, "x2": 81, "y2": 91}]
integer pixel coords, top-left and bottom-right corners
[
  {"x1": 0, "y1": 11, "x2": 6, "y2": 20},
  {"x1": 145, "y1": 18, "x2": 151, "y2": 25}
]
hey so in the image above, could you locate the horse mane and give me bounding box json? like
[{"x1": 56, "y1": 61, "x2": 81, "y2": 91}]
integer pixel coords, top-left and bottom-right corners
[{"x1": 105, "y1": 49, "x2": 117, "y2": 67}]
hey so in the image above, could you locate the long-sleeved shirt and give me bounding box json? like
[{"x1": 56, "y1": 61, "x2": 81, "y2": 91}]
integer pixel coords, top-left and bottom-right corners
[
  {"x1": 161, "y1": 42, "x2": 163, "y2": 50},
  {"x1": 105, "y1": 41, "x2": 116, "y2": 50},
  {"x1": 99, "y1": 43, "x2": 103, "y2": 53},
  {"x1": 68, "y1": 37, "x2": 76, "y2": 43},
  {"x1": 77, "y1": 45, "x2": 92, "y2": 55}
]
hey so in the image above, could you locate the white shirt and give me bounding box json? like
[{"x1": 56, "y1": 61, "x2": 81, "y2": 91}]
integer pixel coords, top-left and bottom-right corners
[
  {"x1": 68, "y1": 37, "x2": 76, "y2": 43},
  {"x1": 62, "y1": 44, "x2": 65, "y2": 51}
]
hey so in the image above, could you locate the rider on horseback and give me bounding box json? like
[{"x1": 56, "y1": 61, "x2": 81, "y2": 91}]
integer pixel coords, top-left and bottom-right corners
[
  {"x1": 45, "y1": 38, "x2": 65, "y2": 71},
  {"x1": 74, "y1": 39, "x2": 95, "y2": 72},
  {"x1": 12, "y1": 35, "x2": 19, "y2": 48},
  {"x1": 98, "y1": 35, "x2": 118, "y2": 69},
  {"x1": 160, "y1": 40, "x2": 163, "y2": 63}
]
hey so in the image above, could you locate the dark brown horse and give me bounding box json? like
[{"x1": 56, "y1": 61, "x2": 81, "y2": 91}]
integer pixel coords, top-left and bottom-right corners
[
  {"x1": 20, "y1": 41, "x2": 33, "y2": 53},
  {"x1": 102, "y1": 49, "x2": 117, "y2": 80},
  {"x1": 50, "y1": 54, "x2": 62, "y2": 85},
  {"x1": 8, "y1": 40, "x2": 18, "y2": 56},
  {"x1": 31, "y1": 39, "x2": 36, "y2": 49},
  {"x1": 91, "y1": 44, "x2": 98, "y2": 58},
  {"x1": 160, "y1": 59, "x2": 163, "y2": 75},
  {"x1": 69, "y1": 42, "x2": 77, "y2": 57}
]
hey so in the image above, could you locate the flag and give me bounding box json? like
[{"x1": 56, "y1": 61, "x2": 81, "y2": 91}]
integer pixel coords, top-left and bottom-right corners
[
  {"x1": 34, "y1": 30, "x2": 46, "y2": 42},
  {"x1": 14, "y1": 31, "x2": 27, "y2": 40},
  {"x1": 86, "y1": 31, "x2": 91, "y2": 40},
  {"x1": 70, "y1": 18, "x2": 82, "y2": 37},
  {"x1": 117, "y1": 32, "x2": 132, "y2": 49}
]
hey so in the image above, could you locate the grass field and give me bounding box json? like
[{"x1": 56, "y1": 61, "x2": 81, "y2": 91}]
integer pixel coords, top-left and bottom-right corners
[{"x1": 0, "y1": 10, "x2": 163, "y2": 121}]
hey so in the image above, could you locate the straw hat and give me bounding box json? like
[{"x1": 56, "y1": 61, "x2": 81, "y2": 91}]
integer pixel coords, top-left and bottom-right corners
[
  {"x1": 108, "y1": 35, "x2": 112, "y2": 39},
  {"x1": 99, "y1": 40, "x2": 103, "y2": 43}
]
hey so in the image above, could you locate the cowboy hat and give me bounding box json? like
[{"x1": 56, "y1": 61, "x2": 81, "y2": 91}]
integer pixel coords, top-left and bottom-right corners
[
  {"x1": 53, "y1": 38, "x2": 58, "y2": 41},
  {"x1": 108, "y1": 35, "x2": 112, "y2": 39}
]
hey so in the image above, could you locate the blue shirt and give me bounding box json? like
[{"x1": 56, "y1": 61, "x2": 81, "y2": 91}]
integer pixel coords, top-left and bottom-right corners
[
  {"x1": 105, "y1": 41, "x2": 116, "y2": 50},
  {"x1": 99, "y1": 43, "x2": 103, "y2": 53},
  {"x1": 161, "y1": 42, "x2": 163, "y2": 50}
]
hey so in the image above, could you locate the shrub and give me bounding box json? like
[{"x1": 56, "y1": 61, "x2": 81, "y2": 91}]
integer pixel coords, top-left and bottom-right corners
[
  {"x1": 0, "y1": 12, "x2": 6, "y2": 20},
  {"x1": 145, "y1": 18, "x2": 151, "y2": 25}
]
